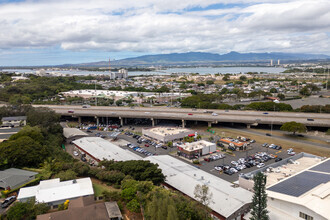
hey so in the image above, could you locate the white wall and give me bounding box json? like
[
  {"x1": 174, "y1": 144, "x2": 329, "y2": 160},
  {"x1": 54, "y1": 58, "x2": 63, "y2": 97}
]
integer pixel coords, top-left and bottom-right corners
[{"x1": 268, "y1": 197, "x2": 326, "y2": 220}]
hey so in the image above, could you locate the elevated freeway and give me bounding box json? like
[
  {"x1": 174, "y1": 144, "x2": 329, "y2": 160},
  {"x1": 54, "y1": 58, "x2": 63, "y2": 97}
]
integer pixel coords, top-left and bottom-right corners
[{"x1": 36, "y1": 105, "x2": 330, "y2": 128}]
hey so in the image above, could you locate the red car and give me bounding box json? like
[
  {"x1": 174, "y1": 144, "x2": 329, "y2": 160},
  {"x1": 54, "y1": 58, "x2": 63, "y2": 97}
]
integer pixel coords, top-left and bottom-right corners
[
  {"x1": 145, "y1": 144, "x2": 149, "y2": 147},
  {"x1": 188, "y1": 113, "x2": 193, "y2": 115}
]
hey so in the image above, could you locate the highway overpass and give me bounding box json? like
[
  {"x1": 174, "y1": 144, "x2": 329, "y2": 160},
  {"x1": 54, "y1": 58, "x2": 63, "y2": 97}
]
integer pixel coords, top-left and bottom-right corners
[{"x1": 36, "y1": 105, "x2": 330, "y2": 128}]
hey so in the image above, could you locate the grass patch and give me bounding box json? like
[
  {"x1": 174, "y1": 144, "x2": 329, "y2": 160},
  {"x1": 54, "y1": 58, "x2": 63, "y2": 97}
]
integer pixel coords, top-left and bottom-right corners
[
  {"x1": 251, "y1": 128, "x2": 328, "y2": 146},
  {"x1": 92, "y1": 179, "x2": 120, "y2": 197},
  {"x1": 93, "y1": 183, "x2": 112, "y2": 197},
  {"x1": 211, "y1": 127, "x2": 330, "y2": 157}
]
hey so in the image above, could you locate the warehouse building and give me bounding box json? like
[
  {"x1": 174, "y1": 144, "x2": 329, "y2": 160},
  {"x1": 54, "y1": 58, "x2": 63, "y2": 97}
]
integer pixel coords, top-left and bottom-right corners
[
  {"x1": 177, "y1": 140, "x2": 216, "y2": 159},
  {"x1": 72, "y1": 137, "x2": 141, "y2": 164},
  {"x1": 145, "y1": 155, "x2": 252, "y2": 220},
  {"x1": 142, "y1": 127, "x2": 193, "y2": 143}
]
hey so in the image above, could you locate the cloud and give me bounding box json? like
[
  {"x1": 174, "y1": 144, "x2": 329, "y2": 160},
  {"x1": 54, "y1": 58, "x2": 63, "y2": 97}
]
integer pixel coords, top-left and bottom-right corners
[{"x1": 0, "y1": 0, "x2": 329, "y2": 56}]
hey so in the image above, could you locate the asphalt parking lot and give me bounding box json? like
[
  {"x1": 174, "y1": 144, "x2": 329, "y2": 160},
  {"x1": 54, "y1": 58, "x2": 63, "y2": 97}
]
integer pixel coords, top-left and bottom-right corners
[{"x1": 74, "y1": 127, "x2": 292, "y2": 182}]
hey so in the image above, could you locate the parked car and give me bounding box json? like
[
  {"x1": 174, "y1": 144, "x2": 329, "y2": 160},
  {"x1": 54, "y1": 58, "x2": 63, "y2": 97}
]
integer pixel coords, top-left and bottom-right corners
[
  {"x1": 145, "y1": 144, "x2": 150, "y2": 147},
  {"x1": 73, "y1": 151, "x2": 79, "y2": 156},
  {"x1": 188, "y1": 113, "x2": 193, "y2": 115},
  {"x1": 81, "y1": 156, "x2": 87, "y2": 162},
  {"x1": 266, "y1": 133, "x2": 272, "y2": 136},
  {"x1": 257, "y1": 163, "x2": 265, "y2": 168},
  {"x1": 275, "y1": 158, "x2": 282, "y2": 162},
  {"x1": 161, "y1": 145, "x2": 168, "y2": 150},
  {"x1": 1, "y1": 196, "x2": 16, "y2": 208}
]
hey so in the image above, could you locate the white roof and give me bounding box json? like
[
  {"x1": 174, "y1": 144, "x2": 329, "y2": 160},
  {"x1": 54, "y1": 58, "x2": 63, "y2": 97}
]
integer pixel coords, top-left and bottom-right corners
[
  {"x1": 63, "y1": 128, "x2": 88, "y2": 139},
  {"x1": 181, "y1": 140, "x2": 214, "y2": 151},
  {"x1": 18, "y1": 178, "x2": 94, "y2": 204},
  {"x1": 145, "y1": 155, "x2": 252, "y2": 218},
  {"x1": 73, "y1": 137, "x2": 141, "y2": 161}
]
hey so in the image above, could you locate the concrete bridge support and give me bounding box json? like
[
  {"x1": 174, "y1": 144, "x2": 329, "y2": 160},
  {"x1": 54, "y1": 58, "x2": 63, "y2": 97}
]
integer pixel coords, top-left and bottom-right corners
[
  {"x1": 95, "y1": 116, "x2": 99, "y2": 126},
  {"x1": 151, "y1": 118, "x2": 155, "y2": 127},
  {"x1": 208, "y1": 121, "x2": 212, "y2": 127},
  {"x1": 246, "y1": 124, "x2": 251, "y2": 129},
  {"x1": 78, "y1": 116, "x2": 82, "y2": 125},
  {"x1": 119, "y1": 117, "x2": 124, "y2": 126},
  {"x1": 182, "y1": 119, "x2": 186, "y2": 128}
]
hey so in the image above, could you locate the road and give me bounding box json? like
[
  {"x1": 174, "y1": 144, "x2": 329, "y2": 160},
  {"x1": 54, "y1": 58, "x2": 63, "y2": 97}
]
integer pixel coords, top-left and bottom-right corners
[{"x1": 35, "y1": 105, "x2": 330, "y2": 127}]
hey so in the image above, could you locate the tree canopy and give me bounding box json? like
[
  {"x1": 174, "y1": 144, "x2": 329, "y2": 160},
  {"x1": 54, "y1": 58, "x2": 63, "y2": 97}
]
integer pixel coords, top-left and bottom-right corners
[
  {"x1": 250, "y1": 172, "x2": 269, "y2": 220},
  {"x1": 280, "y1": 121, "x2": 307, "y2": 135}
]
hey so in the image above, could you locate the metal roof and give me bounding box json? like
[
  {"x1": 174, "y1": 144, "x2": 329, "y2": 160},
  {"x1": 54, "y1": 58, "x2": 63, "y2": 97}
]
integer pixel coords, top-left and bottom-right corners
[
  {"x1": 72, "y1": 137, "x2": 141, "y2": 162},
  {"x1": 63, "y1": 128, "x2": 88, "y2": 139},
  {"x1": 145, "y1": 155, "x2": 252, "y2": 218}
]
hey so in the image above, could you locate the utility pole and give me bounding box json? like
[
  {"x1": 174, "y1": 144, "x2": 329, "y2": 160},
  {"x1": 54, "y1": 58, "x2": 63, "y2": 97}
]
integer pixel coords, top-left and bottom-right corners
[{"x1": 95, "y1": 81, "x2": 97, "y2": 106}]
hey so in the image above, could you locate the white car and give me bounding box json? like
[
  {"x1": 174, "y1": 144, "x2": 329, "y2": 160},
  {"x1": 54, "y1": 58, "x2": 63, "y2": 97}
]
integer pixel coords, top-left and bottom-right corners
[
  {"x1": 73, "y1": 151, "x2": 79, "y2": 156},
  {"x1": 212, "y1": 113, "x2": 218, "y2": 116},
  {"x1": 257, "y1": 163, "x2": 265, "y2": 168}
]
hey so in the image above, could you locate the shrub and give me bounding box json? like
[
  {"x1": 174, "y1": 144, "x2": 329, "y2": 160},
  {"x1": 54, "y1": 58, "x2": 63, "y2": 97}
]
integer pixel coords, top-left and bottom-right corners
[{"x1": 126, "y1": 199, "x2": 140, "y2": 213}]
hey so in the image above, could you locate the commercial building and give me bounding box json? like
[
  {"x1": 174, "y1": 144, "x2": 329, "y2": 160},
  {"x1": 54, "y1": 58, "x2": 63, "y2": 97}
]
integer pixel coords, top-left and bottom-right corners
[
  {"x1": 37, "y1": 196, "x2": 123, "y2": 220},
  {"x1": 72, "y1": 137, "x2": 141, "y2": 164},
  {"x1": 219, "y1": 138, "x2": 247, "y2": 150},
  {"x1": 142, "y1": 127, "x2": 193, "y2": 143},
  {"x1": 17, "y1": 178, "x2": 94, "y2": 207},
  {"x1": 0, "y1": 168, "x2": 38, "y2": 190},
  {"x1": 109, "y1": 69, "x2": 128, "y2": 80},
  {"x1": 177, "y1": 140, "x2": 216, "y2": 159},
  {"x1": 145, "y1": 155, "x2": 253, "y2": 220},
  {"x1": 1, "y1": 116, "x2": 27, "y2": 127},
  {"x1": 266, "y1": 158, "x2": 330, "y2": 220}
]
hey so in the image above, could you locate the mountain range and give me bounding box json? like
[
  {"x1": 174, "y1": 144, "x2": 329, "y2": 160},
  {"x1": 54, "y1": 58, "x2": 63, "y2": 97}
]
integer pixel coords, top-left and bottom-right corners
[{"x1": 62, "y1": 51, "x2": 330, "y2": 67}]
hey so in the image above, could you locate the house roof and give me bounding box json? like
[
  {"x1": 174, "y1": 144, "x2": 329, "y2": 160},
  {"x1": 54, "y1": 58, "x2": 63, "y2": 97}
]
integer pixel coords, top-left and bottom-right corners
[
  {"x1": 1, "y1": 116, "x2": 27, "y2": 121},
  {"x1": 18, "y1": 178, "x2": 94, "y2": 204},
  {"x1": 37, "y1": 197, "x2": 122, "y2": 220},
  {"x1": 0, "y1": 168, "x2": 38, "y2": 189}
]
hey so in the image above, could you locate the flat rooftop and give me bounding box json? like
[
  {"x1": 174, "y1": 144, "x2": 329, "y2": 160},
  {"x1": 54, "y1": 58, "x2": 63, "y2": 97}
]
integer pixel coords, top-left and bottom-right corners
[
  {"x1": 72, "y1": 137, "x2": 141, "y2": 162},
  {"x1": 146, "y1": 127, "x2": 192, "y2": 137},
  {"x1": 180, "y1": 140, "x2": 214, "y2": 151},
  {"x1": 266, "y1": 156, "x2": 322, "y2": 187}
]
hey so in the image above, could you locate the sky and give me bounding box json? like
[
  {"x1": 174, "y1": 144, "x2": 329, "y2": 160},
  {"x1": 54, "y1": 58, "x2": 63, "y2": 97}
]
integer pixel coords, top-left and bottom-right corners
[{"x1": 0, "y1": 0, "x2": 329, "y2": 66}]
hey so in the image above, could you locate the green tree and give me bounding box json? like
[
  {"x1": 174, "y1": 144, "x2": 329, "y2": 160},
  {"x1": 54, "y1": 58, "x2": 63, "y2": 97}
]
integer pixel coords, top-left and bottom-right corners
[
  {"x1": 126, "y1": 199, "x2": 141, "y2": 213},
  {"x1": 0, "y1": 136, "x2": 48, "y2": 168},
  {"x1": 269, "y1": 88, "x2": 277, "y2": 93},
  {"x1": 239, "y1": 75, "x2": 247, "y2": 81},
  {"x1": 55, "y1": 170, "x2": 78, "y2": 181},
  {"x1": 280, "y1": 121, "x2": 307, "y2": 135},
  {"x1": 277, "y1": 93, "x2": 285, "y2": 100},
  {"x1": 299, "y1": 87, "x2": 311, "y2": 96},
  {"x1": 116, "y1": 99, "x2": 123, "y2": 106},
  {"x1": 250, "y1": 172, "x2": 269, "y2": 220}
]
